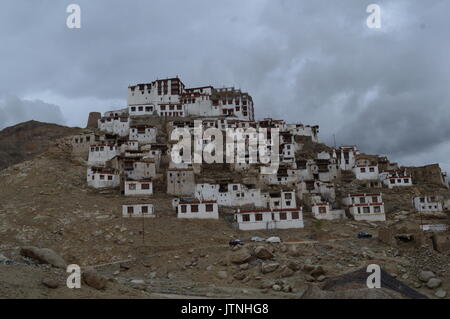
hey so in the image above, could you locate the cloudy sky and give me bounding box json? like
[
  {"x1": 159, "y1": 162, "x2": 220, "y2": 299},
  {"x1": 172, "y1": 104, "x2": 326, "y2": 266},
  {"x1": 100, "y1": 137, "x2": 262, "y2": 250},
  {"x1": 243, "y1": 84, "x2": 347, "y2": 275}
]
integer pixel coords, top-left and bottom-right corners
[{"x1": 1, "y1": 0, "x2": 449, "y2": 171}]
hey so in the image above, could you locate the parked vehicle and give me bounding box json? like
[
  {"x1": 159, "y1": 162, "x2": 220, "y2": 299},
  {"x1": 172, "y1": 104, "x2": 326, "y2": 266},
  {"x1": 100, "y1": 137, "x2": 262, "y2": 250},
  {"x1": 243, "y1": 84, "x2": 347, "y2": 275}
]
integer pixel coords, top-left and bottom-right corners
[
  {"x1": 357, "y1": 232, "x2": 373, "y2": 239},
  {"x1": 251, "y1": 236, "x2": 264, "y2": 242},
  {"x1": 266, "y1": 236, "x2": 282, "y2": 243},
  {"x1": 229, "y1": 239, "x2": 244, "y2": 247}
]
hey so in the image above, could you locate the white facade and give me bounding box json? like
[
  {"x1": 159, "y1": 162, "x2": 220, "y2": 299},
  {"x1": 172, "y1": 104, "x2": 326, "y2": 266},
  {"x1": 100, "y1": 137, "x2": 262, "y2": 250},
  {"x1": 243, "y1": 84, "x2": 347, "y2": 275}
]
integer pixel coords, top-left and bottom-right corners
[
  {"x1": 122, "y1": 204, "x2": 155, "y2": 218},
  {"x1": 176, "y1": 200, "x2": 219, "y2": 219},
  {"x1": 88, "y1": 144, "x2": 119, "y2": 166},
  {"x1": 129, "y1": 125, "x2": 157, "y2": 144},
  {"x1": 125, "y1": 160, "x2": 156, "y2": 180},
  {"x1": 412, "y1": 196, "x2": 443, "y2": 213},
  {"x1": 342, "y1": 193, "x2": 386, "y2": 222},
  {"x1": 124, "y1": 179, "x2": 153, "y2": 196},
  {"x1": 194, "y1": 183, "x2": 267, "y2": 207},
  {"x1": 312, "y1": 202, "x2": 346, "y2": 220},
  {"x1": 87, "y1": 168, "x2": 120, "y2": 189},
  {"x1": 234, "y1": 208, "x2": 304, "y2": 231},
  {"x1": 98, "y1": 116, "x2": 130, "y2": 137},
  {"x1": 379, "y1": 170, "x2": 413, "y2": 189},
  {"x1": 353, "y1": 165, "x2": 379, "y2": 180}
]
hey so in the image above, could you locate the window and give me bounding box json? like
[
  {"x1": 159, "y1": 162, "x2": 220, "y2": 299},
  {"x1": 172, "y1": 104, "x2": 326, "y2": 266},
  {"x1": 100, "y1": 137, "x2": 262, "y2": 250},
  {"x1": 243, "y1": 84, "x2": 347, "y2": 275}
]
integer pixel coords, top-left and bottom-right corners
[
  {"x1": 181, "y1": 205, "x2": 187, "y2": 213},
  {"x1": 191, "y1": 205, "x2": 199, "y2": 213},
  {"x1": 369, "y1": 167, "x2": 375, "y2": 172},
  {"x1": 206, "y1": 204, "x2": 214, "y2": 212},
  {"x1": 404, "y1": 179, "x2": 409, "y2": 183},
  {"x1": 319, "y1": 206, "x2": 327, "y2": 214},
  {"x1": 374, "y1": 206, "x2": 381, "y2": 213},
  {"x1": 127, "y1": 206, "x2": 134, "y2": 214},
  {"x1": 363, "y1": 207, "x2": 370, "y2": 214},
  {"x1": 292, "y1": 211, "x2": 299, "y2": 219},
  {"x1": 360, "y1": 168, "x2": 366, "y2": 173},
  {"x1": 100, "y1": 175, "x2": 105, "y2": 180},
  {"x1": 242, "y1": 214, "x2": 250, "y2": 222},
  {"x1": 141, "y1": 183, "x2": 150, "y2": 190},
  {"x1": 232, "y1": 185, "x2": 238, "y2": 191},
  {"x1": 286, "y1": 201, "x2": 291, "y2": 206},
  {"x1": 372, "y1": 196, "x2": 378, "y2": 203},
  {"x1": 108, "y1": 176, "x2": 113, "y2": 181},
  {"x1": 285, "y1": 193, "x2": 292, "y2": 200},
  {"x1": 420, "y1": 197, "x2": 425, "y2": 203},
  {"x1": 131, "y1": 107, "x2": 136, "y2": 112},
  {"x1": 138, "y1": 106, "x2": 143, "y2": 111},
  {"x1": 129, "y1": 183, "x2": 136, "y2": 190},
  {"x1": 390, "y1": 179, "x2": 396, "y2": 184},
  {"x1": 142, "y1": 206, "x2": 148, "y2": 214},
  {"x1": 255, "y1": 214, "x2": 262, "y2": 221},
  {"x1": 359, "y1": 197, "x2": 365, "y2": 203},
  {"x1": 280, "y1": 212, "x2": 287, "y2": 220}
]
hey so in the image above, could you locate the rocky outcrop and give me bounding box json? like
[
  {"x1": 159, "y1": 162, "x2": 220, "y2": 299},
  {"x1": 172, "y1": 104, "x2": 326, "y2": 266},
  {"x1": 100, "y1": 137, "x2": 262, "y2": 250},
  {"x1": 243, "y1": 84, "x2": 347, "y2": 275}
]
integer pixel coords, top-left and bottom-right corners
[{"x1": 20, "y1": 246, "x2": 67, "y2": 269}]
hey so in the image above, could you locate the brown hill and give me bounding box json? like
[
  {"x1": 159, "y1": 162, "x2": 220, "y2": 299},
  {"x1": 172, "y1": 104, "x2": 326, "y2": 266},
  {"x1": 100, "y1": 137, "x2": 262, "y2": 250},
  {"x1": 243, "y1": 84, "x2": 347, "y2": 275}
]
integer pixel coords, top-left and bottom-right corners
[{"x1": 0, "y1": 120, "x2": 81, "y2": 171}]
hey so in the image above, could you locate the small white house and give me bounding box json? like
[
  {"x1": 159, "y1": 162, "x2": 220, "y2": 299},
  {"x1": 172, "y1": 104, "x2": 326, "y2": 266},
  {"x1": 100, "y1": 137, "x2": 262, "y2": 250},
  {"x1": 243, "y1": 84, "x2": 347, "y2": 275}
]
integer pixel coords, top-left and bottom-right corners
[
  {"x1": 353, "y1": 164, "x2": 379, "y2": 180},
  {"x1": 88, "y1": 144, "x2": 119, "y2": 166},
  {"x1": 122, "y1": 204, "x2": 155, "y2": 218},
  {"x1": 342, "y1": 193, "x2": 386, "y2": 222},
  {"x1": 124, "y1": 179, "x2": 153, "y2": 196},
  {"x1": 129, "y1": 125, "x2": 157, "y2": 144},
  {"x1": 412, "y1": 195, "x2": 443, "y2": 213},
  {"x1": 234, "y1": 208, "x2": 304, "y2": 231},
  {"x1": 176, "y1": 200, "x2": 219, "y2": 219},
  {"x1": 311, "y1": 202, "x2": 346, "y2": 220},
  {"x1": 379, "y1": 170, "x2": 413, "y2": 189},
  {"x1": 87, "y1": 167, "x2": 120, "y2": 188}
]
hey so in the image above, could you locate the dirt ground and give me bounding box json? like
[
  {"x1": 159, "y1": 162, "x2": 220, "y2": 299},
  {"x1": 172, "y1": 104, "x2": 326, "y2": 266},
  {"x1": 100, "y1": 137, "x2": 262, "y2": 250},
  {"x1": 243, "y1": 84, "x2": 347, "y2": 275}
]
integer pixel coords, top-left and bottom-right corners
[{"x1": 0, "y1": 143, "x2": 448, "y2": 299}]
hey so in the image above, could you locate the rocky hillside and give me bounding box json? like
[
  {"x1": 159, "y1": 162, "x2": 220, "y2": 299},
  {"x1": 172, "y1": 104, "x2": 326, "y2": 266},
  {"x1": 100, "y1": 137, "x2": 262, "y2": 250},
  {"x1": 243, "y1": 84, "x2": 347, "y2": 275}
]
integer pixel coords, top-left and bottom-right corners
[{"x1": 0, "y1": 120, "x2": 81, "y2": 171}]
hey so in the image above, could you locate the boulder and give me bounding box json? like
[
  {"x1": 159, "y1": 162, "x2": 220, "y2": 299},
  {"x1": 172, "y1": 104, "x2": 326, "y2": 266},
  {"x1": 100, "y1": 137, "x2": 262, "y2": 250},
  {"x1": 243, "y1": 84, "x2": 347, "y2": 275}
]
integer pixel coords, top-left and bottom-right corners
[
  {"x1": 233, "y1": 272, "x2": 247, "y2": 281},
  {"x1": 261, "y1": 262, "x2": 280, "y2": 274},
  {"x1": 426, "y1": 278, "x2": 442, "y2": 289},
  {"x1": 41, "y1": 278, "x2": 59, "y2": 289},
  {"x1": 82, "y1": 267, "x2": 108, "y2": 290},
  {"x1": 435, "y1": 289, "x2": 447, "y2": 298},
  {"x1": 254, "y1": 246, "x2": 274, "y2": 260},
  {"x1": 418, "y1": 270, "x2": 435, "y2": 282},
  {"x1": 280, "y1": 266, "x2": 295, "y2": 278},
  {"x1": 216, "y1": 271, "x2": 228, "y2": 279},
  {"x1": 20, "y1": 246, "x2": 67, "y2": 269},
  {"x1": 310, "y1": 266, "x2": 326, "y2": 278},
  {"x1": 230, "y1": 249, "x2": 253, "y2": 264},
  {"x1": 287, "y1": 261, "x2": 301, "y2": 271}
]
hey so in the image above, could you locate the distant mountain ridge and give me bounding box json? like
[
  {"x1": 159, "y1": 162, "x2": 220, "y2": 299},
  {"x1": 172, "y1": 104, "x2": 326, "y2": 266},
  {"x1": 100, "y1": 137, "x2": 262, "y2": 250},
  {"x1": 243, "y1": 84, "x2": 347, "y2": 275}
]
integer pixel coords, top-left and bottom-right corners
[{"x1": 0, "y1": 120, "x2": 81, "y2": 171}]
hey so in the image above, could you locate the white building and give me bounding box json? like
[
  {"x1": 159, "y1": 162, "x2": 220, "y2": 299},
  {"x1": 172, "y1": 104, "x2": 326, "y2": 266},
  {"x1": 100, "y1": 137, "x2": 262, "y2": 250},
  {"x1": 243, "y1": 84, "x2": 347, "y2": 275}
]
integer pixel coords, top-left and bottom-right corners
[
  {"x1": 333, "y1": 146, "x2": 359, "y2": 170},
  {"x1": 412, "y1": 195, "x2": 443, "y2": 213},
  {"x1": 125, "y1": 159, "x2": 157, "y2": 180},
  {"x1": 129, "y1": 125, "x2": 157, "y2": 144},
  {"x1": 311, "y1": 202, "x2": 346, "y2": 220},
  {"x1": 268, "y1": 190, "x2": 296, "y2": 210},
  {"x1": 379, "y1": 170, "x2": 413, "y2": 189},
  {"x1": 124, "y1": 179, "x2": 153, "y2": 196},
  {"x1": 194, "y1": 183, "x2": 267, "y2": 207},
  {"x1": 87, "y1": 167, "x2": 120, "y2": 189},
  {"x1": 122, "y1": 204, "x2": 155, "y2": 218},
  {"x1": 353, "y1": 164, "x2": 379, "y2": 180},
  {"x1": 342, "y1": 193, "x2": 386, "y2": 222},
  {"x1": 88, "y1": 144, "x2": 120, "y2": 166},
  {"x1": 175, "y1": 200, "x2": 219, "y2": 219},
  {"x1": 234, "y1": 207, "x2": 304, "y2": 231}
]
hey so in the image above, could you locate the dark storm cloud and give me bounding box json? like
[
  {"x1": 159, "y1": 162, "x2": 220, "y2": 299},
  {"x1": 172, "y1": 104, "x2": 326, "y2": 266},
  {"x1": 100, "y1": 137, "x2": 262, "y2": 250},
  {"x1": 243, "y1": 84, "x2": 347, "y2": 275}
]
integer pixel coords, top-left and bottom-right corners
[
  {"x1": 0, "y1": 0, "x2": 449, "y2": 168},
  {"x1": 0, "y1": 96, "x2": 65, "y2": 129}
]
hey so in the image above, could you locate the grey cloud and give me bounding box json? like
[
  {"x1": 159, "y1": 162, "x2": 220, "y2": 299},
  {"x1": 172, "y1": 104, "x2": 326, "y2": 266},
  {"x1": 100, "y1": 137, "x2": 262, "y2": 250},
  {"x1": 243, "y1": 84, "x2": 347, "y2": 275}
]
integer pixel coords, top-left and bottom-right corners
[
  {"x1": 0, "y1": 96, "x2": 66, "y2": 129},
  {"x1": 0, "y1": 0, "x2": 449, "y2": 169}
]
